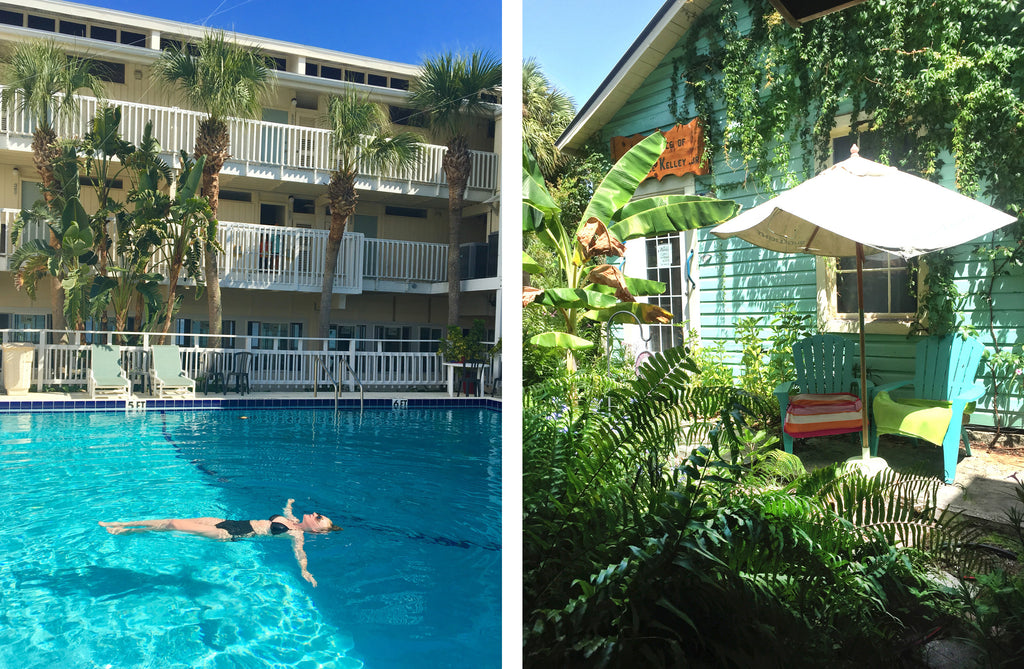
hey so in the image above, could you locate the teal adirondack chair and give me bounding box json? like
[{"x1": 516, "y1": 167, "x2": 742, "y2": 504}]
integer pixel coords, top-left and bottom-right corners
[
  {"x1": 871, "y1": 335, "x2": 985, "y2": 484},
  {"x1": 775, "y1": 334, "x2": 875, "y2": 454}
]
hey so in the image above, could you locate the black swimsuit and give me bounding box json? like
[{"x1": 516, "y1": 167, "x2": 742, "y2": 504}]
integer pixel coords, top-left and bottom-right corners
[{"x1": 215, "y1": 517, "x2": 291, "y2": 538}]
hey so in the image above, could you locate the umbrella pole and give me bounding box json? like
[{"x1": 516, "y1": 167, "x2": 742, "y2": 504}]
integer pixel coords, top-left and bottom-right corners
[{"x1": 857, "y1": 243, "x2": 870, "y2": 460}]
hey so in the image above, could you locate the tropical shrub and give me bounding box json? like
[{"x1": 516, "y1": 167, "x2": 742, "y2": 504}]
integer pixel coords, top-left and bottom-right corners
[{"x1": 523, "y1": 347, "x2": 983, "y2": 668}]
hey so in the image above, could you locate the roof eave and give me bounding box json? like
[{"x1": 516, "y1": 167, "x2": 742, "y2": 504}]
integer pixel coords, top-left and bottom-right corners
[{"x1": 557, "y1": 0, "x2": 710, "y2": 152}]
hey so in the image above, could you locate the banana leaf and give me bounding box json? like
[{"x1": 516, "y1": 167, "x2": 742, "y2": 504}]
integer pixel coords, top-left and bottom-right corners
[
  {"x1": 586, "y1": 301, "x2": 674, "y2": 323},
  {"x1": 531, "y1": 287, "x2": 619, "y2": 310},
  {"x1": 579, "y1": 132, "x2": 665, "y2": 231},
  {"x1": 523, "y1": 145, "x2": 560, "y2": 229},
  {"x1": 528, "y1": 331, "x2": 595, "y2": 350},
  {"x1": 588, "y1": 276, "x2": 667, "y2": 297},
  {"x1": 608, "y1": 195, "x2": 739, "y2": 242},
  {"x1": 523, "y1": 251, "x2": 543, "y2": 274}
]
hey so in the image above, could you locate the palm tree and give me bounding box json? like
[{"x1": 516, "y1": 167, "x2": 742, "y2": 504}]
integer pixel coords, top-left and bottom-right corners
[
  {"x1": 0, "y1": 39, "x2": 105, "y2": 331},
  {"x1": 318, "y1": 91, "x2": 420, "y2": 338},
  {"x1": 154, "y1": 31, "x2": 274, "y2": 346},
  {"x1": 409, "y1": 51, "x2": 501, "y2": 327},
  {"x1": 522, "y1": 58, "x2": 575, "y2": 179}
]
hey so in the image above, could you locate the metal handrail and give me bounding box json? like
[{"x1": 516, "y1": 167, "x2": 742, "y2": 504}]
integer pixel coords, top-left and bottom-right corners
[
  {"x1": 340, "y1": 356, "x2": 365, "y2": 414},
  {"x1": 313, "y1": 355, "x2": 340, "y2": 411},
  {"x1": 314, "y1": 354, "x2": 364, "y2": 414}
]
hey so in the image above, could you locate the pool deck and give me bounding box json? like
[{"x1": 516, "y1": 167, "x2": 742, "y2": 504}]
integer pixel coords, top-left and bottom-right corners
[{"x1": 0, "y1": 389, "x2": 501, "y2": 412}]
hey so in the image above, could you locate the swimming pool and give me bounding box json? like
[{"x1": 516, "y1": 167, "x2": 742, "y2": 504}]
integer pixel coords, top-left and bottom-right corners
[{"x1": 0, "y1": 407, "x2": 501, "y2": 668}]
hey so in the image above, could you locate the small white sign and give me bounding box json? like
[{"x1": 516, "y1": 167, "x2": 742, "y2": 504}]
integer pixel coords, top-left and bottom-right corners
[{"x1": 656, "y1": 243, "x2": 673, "y2": 268}]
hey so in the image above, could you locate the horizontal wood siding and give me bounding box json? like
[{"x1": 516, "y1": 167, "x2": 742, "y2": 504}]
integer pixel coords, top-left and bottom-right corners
[{"x1": 595, "y1": 0, "x2": 1024, "y2": 429}]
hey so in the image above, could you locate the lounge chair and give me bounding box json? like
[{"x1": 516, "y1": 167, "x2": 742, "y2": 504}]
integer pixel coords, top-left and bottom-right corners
[
  {"x1": 89, "y1": 344, "x2": 132, "y2": 400},
  {"x1": 150, "y1": 345, "x2": 196, "y2": 399}
]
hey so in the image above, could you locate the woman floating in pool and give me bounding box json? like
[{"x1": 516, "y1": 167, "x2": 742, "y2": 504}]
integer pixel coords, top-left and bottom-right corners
[{"x1": 99, "y1": 498, "x2": 341, "y2": 586}]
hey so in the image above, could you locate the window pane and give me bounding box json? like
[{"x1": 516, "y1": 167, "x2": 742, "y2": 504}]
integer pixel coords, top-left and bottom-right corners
[
  {"x1": 890, "y1": 270, "x2": 916, "y2": 312},
  {"x1": 836, "y1": 273, "x2": 859, "y2": 313}
]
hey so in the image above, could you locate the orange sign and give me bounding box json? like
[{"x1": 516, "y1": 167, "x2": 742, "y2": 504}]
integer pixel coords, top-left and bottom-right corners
[{"x1": 610, "y1": 119, "x2": 709, "y2": 180}]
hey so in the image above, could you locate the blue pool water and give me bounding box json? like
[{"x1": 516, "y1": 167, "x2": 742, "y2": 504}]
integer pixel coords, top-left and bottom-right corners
[{"x1": 0, "y1": 408, "x2": 501, "y2": 668}]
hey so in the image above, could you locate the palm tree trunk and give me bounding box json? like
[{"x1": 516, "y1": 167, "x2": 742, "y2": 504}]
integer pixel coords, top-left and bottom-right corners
[
  {"x1": 319, "y1": 171, "x2": 358, "y2": 338},
  {"x1": 196, "y1": 117, "x2": 229, "y2": 348},
  {"x1": 201, "y1": 165, "x2": 223, "y2": 347},
  {"x1": 443, "y1": 136, "x2": 472, "y2": 327},
  {"x1": 32, "y1": 126, "x2": 67, "y2": 333}
]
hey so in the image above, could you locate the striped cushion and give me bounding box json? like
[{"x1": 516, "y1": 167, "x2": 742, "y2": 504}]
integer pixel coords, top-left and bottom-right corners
[{"x1": 784, "y1": 393, "x2": 863, "y2": 438}]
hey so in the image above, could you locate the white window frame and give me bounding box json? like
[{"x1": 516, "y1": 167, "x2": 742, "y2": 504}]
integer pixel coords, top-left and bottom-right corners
[{"x1": 816, "y1": 115, "x2": 922, "y2": 335}]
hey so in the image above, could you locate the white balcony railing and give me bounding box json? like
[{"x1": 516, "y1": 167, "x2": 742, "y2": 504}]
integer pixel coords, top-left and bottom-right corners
[
  {"x1": 0, "y1": 209, "x2": 454, "y2": 291},
  {"x1": 0, "y1": 89, "x2": 499, "y2": 193}
]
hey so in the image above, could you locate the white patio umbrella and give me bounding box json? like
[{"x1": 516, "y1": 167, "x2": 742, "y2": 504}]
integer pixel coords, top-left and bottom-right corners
[{"x1": 712, "y1": 145, "x2": 1016, "y2": 472}]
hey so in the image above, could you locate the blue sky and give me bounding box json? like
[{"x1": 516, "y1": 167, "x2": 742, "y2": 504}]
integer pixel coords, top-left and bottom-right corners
[
  {"x1": 523, "y1": 0, "x2": 667, "y2": 111},
  {"x1": 80, "y1": 0, "x2": 501, "y2": 65}
]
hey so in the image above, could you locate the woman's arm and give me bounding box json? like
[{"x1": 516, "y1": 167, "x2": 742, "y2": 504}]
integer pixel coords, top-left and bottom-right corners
[
  {"x1": 290, "y1": 531, "x2": 317, "y2": 587},
  {"x1": 282, "y1": 498, "x2": 298, "y2": 521}
]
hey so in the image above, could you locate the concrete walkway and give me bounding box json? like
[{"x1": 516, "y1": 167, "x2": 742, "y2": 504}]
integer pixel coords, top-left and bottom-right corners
[{"x1": 794, "y1": 432, "x2": 1024, "y2": 529}]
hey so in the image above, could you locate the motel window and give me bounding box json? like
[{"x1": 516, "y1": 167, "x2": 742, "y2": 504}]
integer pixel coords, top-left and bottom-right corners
[
  {"x1": 90, "y1": 25, "x2": 116, "y2": 42},
  {"x1": 59, "y1": 20, "x2": 86, "y2": 37},
  {"x1": 328, "y1": 324, "x2": 368, "y2": 352},
  {"x1": 248, "y1": 321, "x2": 301, "y2": 350},
  {"x1": 0, "y1": 314, "x2": 49, "y2": 342},
  {"x1": 0, "y1": 10, "x2": 23, "y2": 26},
  {"x1": 305, "y1": 62, "x2": 319, "y2": 76},
  {"x1": 177, "y1": 320, "x2": 237, "y2": 348},
  {"x1": 389, "y1": 78, "x2": 409, "y2": 91},
  {"x1": 419, "y1": 327, "x2": 442, "y2": 354},
  {"x1": 367, "y1": 73, "x2": 387, "y2": 87},
  {"x1": 120, "y1": 30, "x2": 147, "y2": 47},
  {"x1": 320, "y1": 65, "x2": 341, "y2": 81},
  {"x1": 27, "y1": 15, "x2": 55, "y2": 32},
  {"x1": 87, "y1": 59, "x2": 125, "y2": 84},
  {"x1": 345, "y1": 70, "x2": 365, "y2": 84},
  {"x1": 389, "y1": 106, "x2": 426, "y2": 128}
]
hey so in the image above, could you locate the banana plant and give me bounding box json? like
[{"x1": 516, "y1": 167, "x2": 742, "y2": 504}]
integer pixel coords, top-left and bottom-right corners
[
  {"x1": 10, "y1": 143, "x2": 102, "y2": 329},
  {"x1": 523, "y1": 133, "x2": 739, "y2": 369},
  {"x1": 91, "y1": 120, "x2": 173, "y2": 337},
  {"x1": 153, "y1": 151, "x2": 217, "y2": 337}
]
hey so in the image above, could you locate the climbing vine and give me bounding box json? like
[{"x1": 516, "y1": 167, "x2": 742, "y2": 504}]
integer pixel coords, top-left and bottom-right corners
[{"x1": 668, "y1": 0, "x2": 1024, "y2": 430}]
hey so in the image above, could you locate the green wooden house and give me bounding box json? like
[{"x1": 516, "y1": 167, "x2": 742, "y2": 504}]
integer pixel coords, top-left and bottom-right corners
[{"x1": 557, "y1": 0, "x2": 1024, "y2": 430}]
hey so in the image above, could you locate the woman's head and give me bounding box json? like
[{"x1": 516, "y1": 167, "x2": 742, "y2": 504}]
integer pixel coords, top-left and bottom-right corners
[{"x1": 303, "y1": 512, "x2": 342, "y2": 533}]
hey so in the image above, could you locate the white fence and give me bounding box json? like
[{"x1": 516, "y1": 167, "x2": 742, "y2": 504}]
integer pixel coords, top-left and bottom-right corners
[
  {"x1": 0, "y1": 329, "x2": 495, "y2": 393},
  {"x1": 1, "y1": 89, "x2": 499, "y2": 192}
]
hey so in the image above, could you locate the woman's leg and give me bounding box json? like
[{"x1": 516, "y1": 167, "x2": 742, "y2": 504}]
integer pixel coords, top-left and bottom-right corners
[{"x1": 99, "y1": 517, "x2": 227, "y2": 538}]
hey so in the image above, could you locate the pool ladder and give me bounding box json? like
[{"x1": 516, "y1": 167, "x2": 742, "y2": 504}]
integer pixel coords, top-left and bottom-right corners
[{"x1": 314, "y1": 355, "x2": 364, "y2": 414}]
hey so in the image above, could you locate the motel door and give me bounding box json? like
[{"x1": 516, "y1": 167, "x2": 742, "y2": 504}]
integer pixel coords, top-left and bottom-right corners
[{"x1": 260, "y1": 108, "x2": 289, "y2": 164}]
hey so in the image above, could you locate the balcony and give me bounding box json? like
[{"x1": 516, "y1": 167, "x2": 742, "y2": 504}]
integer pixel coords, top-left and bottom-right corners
[
  {"x1": 0, "y1": 89, "x2": 499, "y2": 198},
  {"x1": 0, "y1": 210, "x2": 495, "y2": 294}
]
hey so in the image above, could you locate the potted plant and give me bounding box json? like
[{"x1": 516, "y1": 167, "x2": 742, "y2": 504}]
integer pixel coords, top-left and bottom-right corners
[{"x1": 438, "y1": 319, "x2": 488, "y2": 363}]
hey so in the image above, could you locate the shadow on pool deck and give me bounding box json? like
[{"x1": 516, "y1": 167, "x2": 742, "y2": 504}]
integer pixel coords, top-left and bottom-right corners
[{"x1": 792, "y1": 432, "x2": 1024, "y2": 529}]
